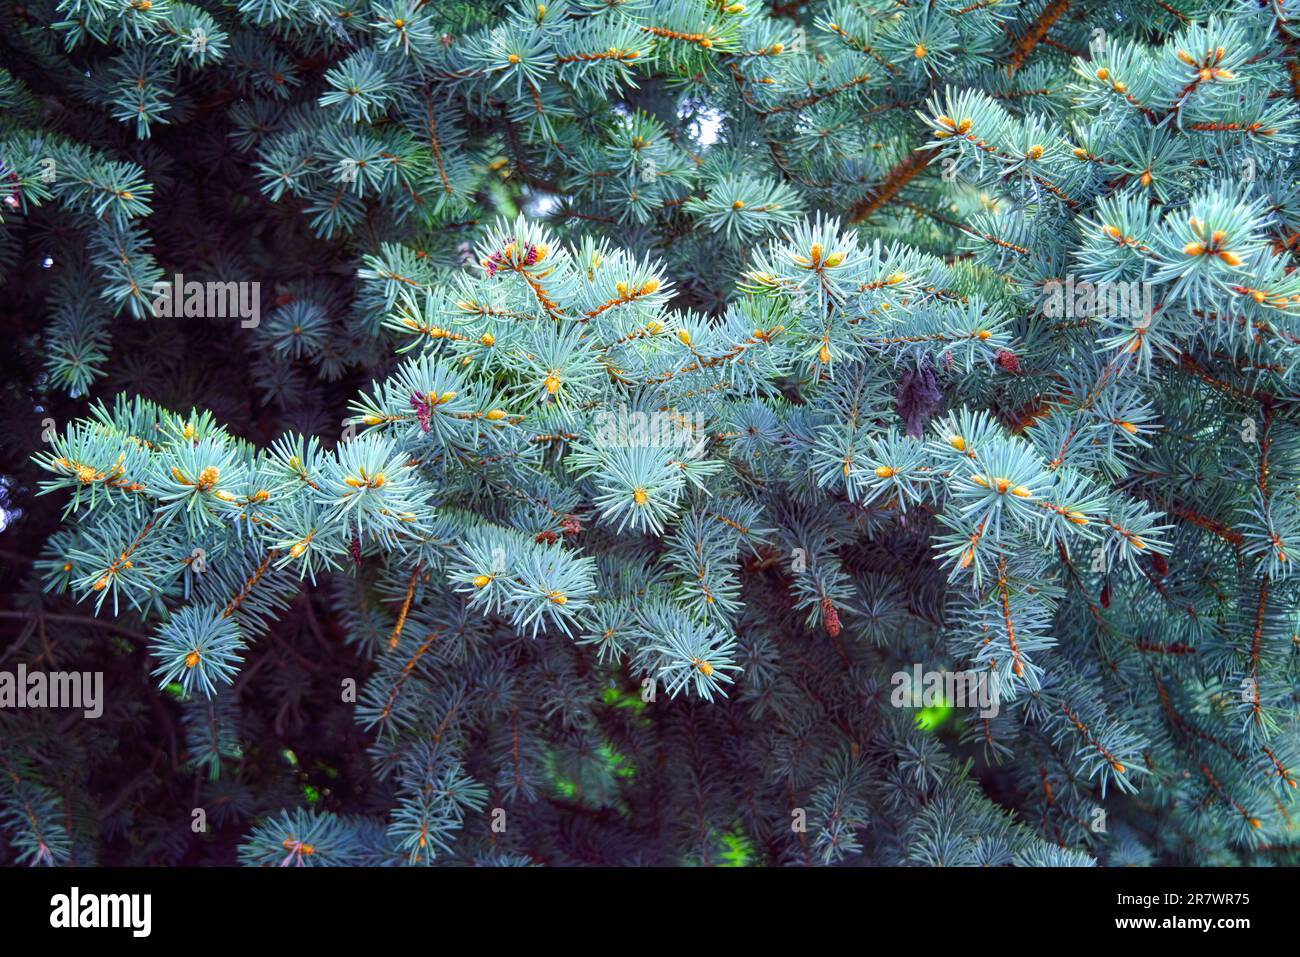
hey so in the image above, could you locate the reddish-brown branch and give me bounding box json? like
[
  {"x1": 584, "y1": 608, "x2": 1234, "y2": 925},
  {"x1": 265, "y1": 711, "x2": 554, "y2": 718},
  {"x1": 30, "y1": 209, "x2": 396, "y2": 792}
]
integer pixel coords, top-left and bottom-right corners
[
  {"x1": 849, "y1": 148, "x2": 938, "y2": 223},
  {"x1": 386, "y1": 562, "x2": 423, "y2": 651},
  {"x1": 223, "y1": 549, "x2": 279, "y2": 619},
  {"x1": 1061, "y1": 703, "x2": 1127, "y2": 774},
  {"x1": 1007, "y1": 0, "x2": 1071, "y2": 75},
  {"x1": 378, "y1": 630, "x2": 440, "y2": 723},
  {"x1": 1199, "y1": 763, "x2": 1261, "y2": 829}
]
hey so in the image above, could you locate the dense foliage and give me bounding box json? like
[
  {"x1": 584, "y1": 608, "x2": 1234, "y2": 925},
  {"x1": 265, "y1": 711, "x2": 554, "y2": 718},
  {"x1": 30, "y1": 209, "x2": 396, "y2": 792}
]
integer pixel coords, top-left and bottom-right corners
[{"x1": 2, "y1": 0, "x2": 1300, "y2": 866}]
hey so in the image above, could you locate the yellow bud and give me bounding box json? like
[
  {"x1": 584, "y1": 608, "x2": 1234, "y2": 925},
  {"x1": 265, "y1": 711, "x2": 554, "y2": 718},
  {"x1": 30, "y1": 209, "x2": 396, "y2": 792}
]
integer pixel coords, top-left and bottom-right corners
[
  {"x1": 633, "y1": 487, "x2": 648, "y2": 505},
  {"x1": 993, "y1": 477, "x2": 1011, "y2": 494},
  {"x1": 76, "y1": 465, "x2": 97, "y2": 484},
  {"x1": 544, "y1": 373, "x2": 561, "y2": 395},
  {"x1": 290, "y1": 542, "x2": 307, "y2": 558},
  {"x1": 770, "y1": 42, "x2": 783, "y2": 54},
  {"x1": 1095, "y1": 67, "x2": 1109, "y2": 80},
  {"x1": 823, "y1": 252, "x2": 844, "y2": 268},
  {"x1": 1184, "y1": 241, "x2": 1206, "y2": 256},
  {"x1": 818, "y1": 344, "x2": 830, "y2": 364},
  {"x1": 486, "y1": 409, "x2": 507, "y2": 421},
  {"x1": 971, "y1": 474, "x2": 989, "y2": 487},
  {"x1": 676, "y1": 329, "x2": 691, "y2": 346},
  {"x1": 1218, "y1": 250, "x2": 1242, "y2": 267},
  {"x1": 548, "y1": 590, "x2": 568, "y2": 605},
  {"x1": 198, "y1": 466, "x2": 219, "y2": 490},
  {"x1": 875, "y1": 466, "x2": 895, "y2": 478},
  {"x1": 473, "y1": 574, "x2": 492, "y2": 587},
  {"x1": 481, "y1": 332, "x2": 495, "y2": 347},
  {"x1": 809, "y1": 243, "x2": 822, "y2": 265},
  {"x1": 1118, "y1": 421, "x2": 1138, "y2": 434},
  {"x1": 640, "y1": 278, "x2": 660, "y2": 294},
  {"x1": 1027, "y1": 144, "x2": 1043, "y2": 160},
  {"x1": 1066, "y1": 511, "x2": 1088, "y2": 525},
  {"x1": 1011, "y1": 486, "x2": 1032, "y2": 498},
  {"x1": 913, "y1": 43, "x2": 926, "y2": 58},
  {"x1": 697, "y1": 660, "x2": 714, "y2": 676},
  {"x1": 436, "y1": 391, "x2": 457, "y2": 406},
  {"x1": 185, "y1": 651, "x2": 200, "y2": 669},
  {"x1": 949, "y1": 435, "x2": 965, "y2": 451}
]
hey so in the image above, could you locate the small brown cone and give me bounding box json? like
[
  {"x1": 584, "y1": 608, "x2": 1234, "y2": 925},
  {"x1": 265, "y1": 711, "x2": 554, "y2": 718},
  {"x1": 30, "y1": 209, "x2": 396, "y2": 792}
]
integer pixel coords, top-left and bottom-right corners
[{"x1": 821, "y1": 597, "x2": 841, "y2": 638}]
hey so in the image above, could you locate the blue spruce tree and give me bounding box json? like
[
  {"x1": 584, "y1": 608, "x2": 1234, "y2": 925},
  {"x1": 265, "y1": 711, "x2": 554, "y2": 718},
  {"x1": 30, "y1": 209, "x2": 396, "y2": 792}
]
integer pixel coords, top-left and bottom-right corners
[{"x1": 0, "y1": 0, "x2": 1298, "y2": 867}]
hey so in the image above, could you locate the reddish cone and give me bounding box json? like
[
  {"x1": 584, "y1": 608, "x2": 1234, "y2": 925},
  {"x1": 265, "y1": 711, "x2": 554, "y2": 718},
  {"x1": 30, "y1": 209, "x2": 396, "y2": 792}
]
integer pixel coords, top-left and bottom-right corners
[{"x1": 821, "y1": 597, "x2": 841, "y2": 638}]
